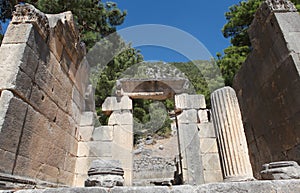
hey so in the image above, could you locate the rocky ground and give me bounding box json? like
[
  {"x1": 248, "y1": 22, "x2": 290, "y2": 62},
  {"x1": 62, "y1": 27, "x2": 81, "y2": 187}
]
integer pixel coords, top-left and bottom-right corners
[{"x1": 1, "y1": 180, "x2": 300, "y2": 193}]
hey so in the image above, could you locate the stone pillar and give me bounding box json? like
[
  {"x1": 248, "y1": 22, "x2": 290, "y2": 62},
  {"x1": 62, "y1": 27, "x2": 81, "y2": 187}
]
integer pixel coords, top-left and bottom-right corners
[
  {"x1": 211, "y1": 87, "x2": 253, "y2": 181},
  {"x1": 103, "y1": 96, "x2": 133, "y2": 186},
  {"x1": 175, "y1": 94, "x2": 205, "y2": 185}
]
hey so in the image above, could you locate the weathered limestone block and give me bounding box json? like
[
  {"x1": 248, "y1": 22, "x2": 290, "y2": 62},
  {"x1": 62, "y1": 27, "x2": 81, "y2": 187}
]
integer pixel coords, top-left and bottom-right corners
[
  {"x1": 78, "y1": 141, "x2": 112, "y2": 158},
  {"x1": 77, "y1": 125, "x2": 94, "y2": 142},
  {"x1": 102, "y1": 96, "x2": 132, "y2": 113},
  {"x1": 177, "y1": 123, "x2": 204, "y2": 185},
  {"x1": 92, "y1": 126, "x2": 114, "y2": 141},
  {"x1": 198, "y1": 110, "x2": 209, "y2": 123},
  {"x1": 175, "y1": 94, "x2": 206, "y2": 110},
  {"x1": 0, "y1": 43, "x2": 38, "y2": 99},
  {"x1": 112, "y1": 125, "x2": 133, "y2": 186},
  {"x1": 5, "y1": 180, "x2": 300, "y2": 193},
  {"x1": 70, "y1": 99, "x2": 81, "y2": 125},
  {"x1": 261, "y1": 161, "x2": 300, "y2": 180},
  {"x1": 12, "y1": 3, "x2": 49, "y2": 39},
  {"x1": 0, "y1": 90, "x2": 28, "y2": 154},
  {"x1": 74, "y1": 59, "x2": 90, "y2": 97},
  {"x1": 35, "y1": 63, "x2": 70, "y2": 111},
  {"x1": 29, "y1": 85, "x2": 58, "y2": 122},
  {"x1": 0, "y1": 149, "x2": 15, "y2": 174},
  {"x1": 72, "y1": 86, "x2": 85, "y2": 112},
  {"x1": 85, "y1": 160, "x2": 124, "y2": 188},
  {"x1": 198, "y1": 122, "x2": 223, "y2": 183},
  {"x1": 265, "y1": 0, "x2": 297, "y2": 12},
  {"x1": 202, "y1": 154, "x2": 222, "y2": 172},
  {"x1": 84, "y1": 84, "x2": 95, "y2": 112},
  {"x1": 108, "y1": 110, "x2": 133, "y2": 126},
  {"x1": 233, "y1": 0, "x2": 300, "y2": 178},
  {"x1": 211, "y1": 87, "x2": 254, "y2": 181},
  {"x1": 80, "y1": 112, "x2": 95, "y2": 127},
  {"x1": 200, "y1": 138, "x2": 218, "y2": 154},
  {"x1": 198, "y1": 122, "x2": 216, "y2": 138},
  {"x1": 177, "y1": 109, "x2": 198, "y2": 124}
]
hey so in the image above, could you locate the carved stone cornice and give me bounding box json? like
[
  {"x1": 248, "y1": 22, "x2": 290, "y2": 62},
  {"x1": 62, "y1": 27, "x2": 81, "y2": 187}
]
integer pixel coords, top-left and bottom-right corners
[
  {"x1": 265, "y1": 0, "x2": 297, "y2": 12},
  {"x1": 12, "y1": 3, "x2": 49, "y2": 40}
]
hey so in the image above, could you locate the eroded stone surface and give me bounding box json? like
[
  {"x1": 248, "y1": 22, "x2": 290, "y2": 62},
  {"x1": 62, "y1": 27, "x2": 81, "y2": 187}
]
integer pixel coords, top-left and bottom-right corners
[
  {"x1": 261, "y1": 161, "x2": 300, "y2": 180},
  {"x1": 233, "y1": 0, "x2": 300, "y2": 178},
  {"x1": 4, "y1": 180, "x2": 300, "y2": 193},
  {"x1": 85, "y1": 160, "x2": 124, "y2": 188}
]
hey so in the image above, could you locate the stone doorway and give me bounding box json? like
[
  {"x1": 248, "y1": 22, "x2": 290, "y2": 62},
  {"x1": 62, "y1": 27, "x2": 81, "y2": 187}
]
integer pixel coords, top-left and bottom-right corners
[{"x1": 94, "y1": 78, "x2": 222, "y2": 186}]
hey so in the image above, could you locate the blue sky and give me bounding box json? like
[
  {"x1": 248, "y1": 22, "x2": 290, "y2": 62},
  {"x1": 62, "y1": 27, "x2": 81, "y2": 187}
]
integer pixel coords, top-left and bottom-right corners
[
  {"x1": 1, "y1": 1, "x2": 242, "y2": 62},
  {"x1": 111, "y1": 0, "x2": 241, "y2": 62}
]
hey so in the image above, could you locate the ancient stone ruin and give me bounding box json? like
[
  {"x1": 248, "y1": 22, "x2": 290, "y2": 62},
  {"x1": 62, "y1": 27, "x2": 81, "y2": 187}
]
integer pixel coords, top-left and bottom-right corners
[
  {"x1": 0, "y1": 0, "x2": 300, "y2": 192},
  {"x1": 233, "y1": 0, "x2": 300, "y2": 178}
]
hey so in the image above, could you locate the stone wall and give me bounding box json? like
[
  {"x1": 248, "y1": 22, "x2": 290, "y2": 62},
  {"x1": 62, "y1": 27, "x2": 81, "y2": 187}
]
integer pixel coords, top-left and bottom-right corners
[
  {"x1": 74, "y1": 96, "x2": 133, "y2": 186},
  {"x1": 233, "y1": 1, "x2": 300, "y2": 178},
  {"x1": 133, "y1": 155, "x2": 176, "y2": 186},
  {"x1": 0, "y1": 4, "x2": 92, "y2": 187}
]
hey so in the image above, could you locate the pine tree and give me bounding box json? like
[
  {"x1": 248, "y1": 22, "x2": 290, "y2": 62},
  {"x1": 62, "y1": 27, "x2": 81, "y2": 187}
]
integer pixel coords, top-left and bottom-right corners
[
  {"x1": 0, "y1": 0, "x2": 126, "y2": 49},
  {"x1": 217, "y1": 0, "x2": 300, "y2": 86}
]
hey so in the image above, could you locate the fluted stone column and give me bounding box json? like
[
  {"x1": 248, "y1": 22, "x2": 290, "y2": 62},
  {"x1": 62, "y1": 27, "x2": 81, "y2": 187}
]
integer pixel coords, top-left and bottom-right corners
[{"x1": 211, "y1": 87, "x2": 253, "y2": 181}]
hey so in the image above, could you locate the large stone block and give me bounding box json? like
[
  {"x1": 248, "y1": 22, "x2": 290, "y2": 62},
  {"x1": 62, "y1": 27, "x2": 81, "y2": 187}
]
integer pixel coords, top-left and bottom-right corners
[
  {"x1": 17, "y1": 128, "x2": 66, "y2": 169},
  {"x1": 198, "y1": 122, "x2": 216, "y2": 138},
  {"x1": 92, "y1": 126, "x2": 113, "y2": 141},
  {"x1": 77, "y1": 142, "x2": 90, "y2": 157},
  {"x1": 70, "y1": 99, "x2": 81, "y2": 125},
  {"x1": 102, "y1": 96, "x2": 132, "y2": 112},
  {"x1": 75, "y1": 157, "x2": 97, "y2": 175},
  {"x1": 57, "y1": 170, "x2": 74, "y2": 185},
  {"x1": 29, "y1": 86, "x2": 58, "y2": 122},
  {"x1": 177, "y1": 109, "x2": 198, "y2": 124},
  {"x1": 22, "y1": 106, "x2": 78, "y2": 156},
  {"x1": 175, "y1": 94, "x2": 206, "y2": 110},
  {"x1": 63, "y1": 154, "x2": 77, "y2": 173},
  {"x1": 48, "y1": 30, "x2": 64, "y2": 62},
  {"x1": 72, "y1": 85, "x2": 85, "y2": 111},
  {"x1": 202, "y1": 154, "x2": 222, "y2": 171},
  {"x1": 85, "y1": 141, "x2": 112, "y2": 158},
  {"x1": 108, "y1": 110, "x2": 133, "y2": 126},
  {"x1": 13, "y1": 155, "x2": 60, "y2": 183},
  {"x1": 80, "y1": 112, "x2": 94, "y2": 127},
  {"x1": 112, "y1": 125, "x2": 133, "y2": 153},
  {"x1": 35, "y1": 63, "x2": 70, "y2": 111},
  {"x1": 0, "y1": 90, "x2": 28, "y2": 153},
  {"x1": 200, "y1": 138, "x2": 218, "y2": 154},
  {"x1": 0, "y1": 148, "x2": 16, "y2": 174},
  {"x1": 198, "y1": 110, "x2": 209, "y2": 123},
  {"x1": 47, "y1": 52, "x2": 73, "y2": 94},
  {"x1": 78, "y1": 125, "x2": 94, "y2": 142},
  {"x1": 177, "y1": 123, "x2": 204, "y2": 185},
  {"x1": 2, "y1": 23, "x2": 34, "y2": 44},
  {"x1": 203, "y1": 170, "x2": 223, "y2": 183}
]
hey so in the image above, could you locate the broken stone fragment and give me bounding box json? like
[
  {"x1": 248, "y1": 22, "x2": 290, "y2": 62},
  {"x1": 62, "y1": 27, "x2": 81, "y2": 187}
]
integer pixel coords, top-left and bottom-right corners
[
  {"x1": 85, "y1": 159, "x2": 124, "y2": 188},
  {"x1": 261, "y1": 161, "x2": 300, "y2": 180}
]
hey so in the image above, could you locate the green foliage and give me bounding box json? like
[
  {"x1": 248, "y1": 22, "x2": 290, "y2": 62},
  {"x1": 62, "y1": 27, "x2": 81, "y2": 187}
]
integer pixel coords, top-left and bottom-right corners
[
  {"x1": 217, "y1": 0, "x2": 300, "y2": 86},
  {"x1": 133, "y1": 99, "x2": 172, "y2": 143},
  {"x1": 91, "y1": 35, "x2": 143, "y2": 124},
  {"x1": 0, "y1": 0, "x2": 126, "y2": 49},
  {"x1": 171, "y1": 60, "x2": 224, "y2": 107}
]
